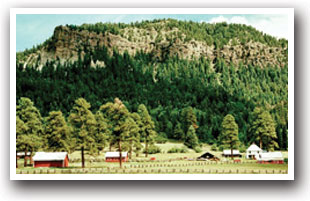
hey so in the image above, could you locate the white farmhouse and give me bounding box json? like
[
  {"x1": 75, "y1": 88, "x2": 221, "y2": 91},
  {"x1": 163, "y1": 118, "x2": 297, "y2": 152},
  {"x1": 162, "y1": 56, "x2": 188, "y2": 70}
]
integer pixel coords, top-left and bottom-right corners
[{"x1": 246, "y1": 143, "x2": 262, "y2": 159}]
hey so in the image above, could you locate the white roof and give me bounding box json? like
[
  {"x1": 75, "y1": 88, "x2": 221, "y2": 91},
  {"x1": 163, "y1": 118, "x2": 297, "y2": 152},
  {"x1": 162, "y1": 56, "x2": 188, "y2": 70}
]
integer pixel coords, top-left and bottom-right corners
[
  {"x1": 223, "y1": 150, "x2": 240, "y2": 155},
  {"x1": 33, "y1": 152, "x2": 68, "y2": 161},
  {"x1": 257, "y1": 152, "x2": 283, "y2": 161},
  {"x1": 247, "y1": 144, "x2": 262, "y2": 152},
  {"x1": 17, "y1": 152, "x2": 31, "y2": 156},
  {"x1": 105, "y1": 152, "x2": 127, "y2": 158}
]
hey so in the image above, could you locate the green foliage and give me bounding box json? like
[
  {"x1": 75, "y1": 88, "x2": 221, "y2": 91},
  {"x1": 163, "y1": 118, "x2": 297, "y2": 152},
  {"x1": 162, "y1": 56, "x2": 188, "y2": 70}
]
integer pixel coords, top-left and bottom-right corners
[
  {"x1": 184, "y1": 125, "x2": 199, "y2": 149},
  {"x1": 211, "y1": 144, "x2": 218, "y2": 151},
  {"x1": 138, "y1": 104, "x2": 157, "y2": 156},
  {"x1": 143, "y1": 145, "x2": 161, "y2": 154},
  {"x1": 45, "y1": 111, "x2": 70, "y2": 152},
  {"x1": 167, "y1": 146, "x2": 188, "y2": 153},
  {"x1": 16, "y1": 97, "x2": 44, "y2": 152},
  {"x1": 219, "y1": 114, "x2": 240, "y2": 152},
  {"x1": 239, "y1": 144, "x2": 247, "y2": 153},
  {"x1": 16, "y1": 20, "x2": 288, "y2": 150},
  {"x1": 194, "y1": 147, "x2": 202, "y2": 153},
  {"x1": 250, "y1": 107, "x2": 279, "y2": 151},
  {"x1": 69, "y1": 98, "x2": 97, "y2": 152},
  {"x1": 155, "y1": 132, "x2": 168, "y2": 144}
]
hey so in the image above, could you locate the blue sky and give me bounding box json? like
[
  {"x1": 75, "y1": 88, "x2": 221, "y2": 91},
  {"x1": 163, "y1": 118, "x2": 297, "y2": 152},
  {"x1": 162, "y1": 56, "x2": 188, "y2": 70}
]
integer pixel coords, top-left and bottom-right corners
[{"x1": 16, "y1": 14, "x2": 288, "y2": 52}]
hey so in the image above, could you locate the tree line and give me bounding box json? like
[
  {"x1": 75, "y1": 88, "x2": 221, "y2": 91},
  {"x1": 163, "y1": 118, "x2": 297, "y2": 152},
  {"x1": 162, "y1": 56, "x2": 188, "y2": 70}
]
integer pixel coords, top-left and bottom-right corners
[
  {"x1": 16, "y1": 97, "x2": 160, "y2": 168},
  {"x1": 17, "y1": 43, "x2": 288, "y2": 151}
]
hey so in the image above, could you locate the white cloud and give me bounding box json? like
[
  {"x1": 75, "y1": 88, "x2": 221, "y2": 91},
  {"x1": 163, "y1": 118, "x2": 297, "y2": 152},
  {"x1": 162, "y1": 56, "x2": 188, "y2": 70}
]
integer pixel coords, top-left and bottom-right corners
[{"x1": 208, "y1": 15, "x2": 288, "y2": 39}]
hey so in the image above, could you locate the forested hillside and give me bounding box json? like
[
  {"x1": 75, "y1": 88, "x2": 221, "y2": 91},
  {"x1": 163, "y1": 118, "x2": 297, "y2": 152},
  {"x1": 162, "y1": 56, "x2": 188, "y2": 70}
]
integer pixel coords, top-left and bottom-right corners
[{"x1": 16, "y1": 19, "x2": 288, "y2": 151}]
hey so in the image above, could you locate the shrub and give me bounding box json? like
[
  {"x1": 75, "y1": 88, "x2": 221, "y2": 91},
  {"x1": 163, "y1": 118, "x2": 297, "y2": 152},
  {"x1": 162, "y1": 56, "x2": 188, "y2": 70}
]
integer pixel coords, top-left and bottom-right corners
[
  {"x1": 211, "y1": 144, "x2": 218, "y2": 151},
  {"x1": 143, "y1": 145, "x2": 161, "y2": 154},
  {"x1": 194, "y1": 147, "x2": 202, "y2": 153},
  {"x1": 284, "y1": 158, "x2": 288, "y2": 163},
  {"x1": 167, "y1": 146, "x2": 189, "y2": 153},
  {"x1": 239, "y1": 145, "x2": 246, "y2": 153},
  {"x1": 155, "y1": 132, "x2": 168, "y2": 144},
  {"x1": 218, "y1": 145, "x2": 224, "y2": 151}
]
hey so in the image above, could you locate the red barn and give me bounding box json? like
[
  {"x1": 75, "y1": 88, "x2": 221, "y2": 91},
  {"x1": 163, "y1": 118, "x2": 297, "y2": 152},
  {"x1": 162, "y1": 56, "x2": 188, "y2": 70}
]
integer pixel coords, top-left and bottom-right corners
[
  {"x1": 105, "y1": 152, "x2": 128, "y2": 162},
  {"x1": 33, "y1": 152, "x2": 69, "y2": 168}
]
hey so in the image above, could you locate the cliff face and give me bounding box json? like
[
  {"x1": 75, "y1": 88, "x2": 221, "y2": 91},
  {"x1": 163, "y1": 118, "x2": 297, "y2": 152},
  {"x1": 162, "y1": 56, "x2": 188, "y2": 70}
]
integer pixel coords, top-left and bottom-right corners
[{"x1": 18, "y1": 23, "x2": 288, "y2": 69}]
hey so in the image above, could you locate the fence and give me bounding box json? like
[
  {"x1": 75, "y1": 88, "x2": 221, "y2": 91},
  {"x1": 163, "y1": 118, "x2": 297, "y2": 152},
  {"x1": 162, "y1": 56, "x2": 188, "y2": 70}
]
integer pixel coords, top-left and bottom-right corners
[{"x1": 16, "y1": 168, "x2": 288, "y2": 174}]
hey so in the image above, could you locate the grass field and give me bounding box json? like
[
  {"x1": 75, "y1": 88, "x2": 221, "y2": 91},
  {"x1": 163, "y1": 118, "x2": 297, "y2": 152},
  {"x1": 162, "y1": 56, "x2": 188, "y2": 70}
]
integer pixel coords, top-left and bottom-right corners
[{"x1": 16, "y1": 142, "x2": 288, "y2": 174}]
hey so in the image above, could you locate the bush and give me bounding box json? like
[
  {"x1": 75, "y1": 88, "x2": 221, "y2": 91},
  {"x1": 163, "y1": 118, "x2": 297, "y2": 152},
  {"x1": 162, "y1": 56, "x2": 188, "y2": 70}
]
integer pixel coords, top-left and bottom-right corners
[
  {"x1": 284, "y1": 158, "x2": 288, "y2": 163},
  {"x1": 167, "y1": 146, "x2": 189, "y2": 153},
  {"x1": 239, "y1": 145, "x2": 246, "y2": 153},
  {"x1": 155, "y1": 132, "x2": 168, "y2": 144},
  {"x1": 218, "y1": 145, "x2": 224, "y2": 151},
  {"x1": 194, "y1": 147, "x2": 202, "y2": 153},
  {"x1": 211, "y1": 144, "x2": 218, "y2": 151},
  {"x1": 143, "y1": 145, "x2": 161, "y2": 154}
]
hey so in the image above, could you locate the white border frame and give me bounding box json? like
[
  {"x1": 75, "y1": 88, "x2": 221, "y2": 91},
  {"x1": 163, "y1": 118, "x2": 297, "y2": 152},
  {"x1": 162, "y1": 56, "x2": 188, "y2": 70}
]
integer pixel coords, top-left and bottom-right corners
[{"x1": 10, "y1": 8, "x2": 294, "y2": 180}]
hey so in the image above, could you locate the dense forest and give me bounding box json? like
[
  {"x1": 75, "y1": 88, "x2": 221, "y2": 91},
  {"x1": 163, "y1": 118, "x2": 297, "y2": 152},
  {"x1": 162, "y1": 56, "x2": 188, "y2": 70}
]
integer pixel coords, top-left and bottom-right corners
[{"x1": 16, "y1": 19, "x2": 288, "y2": 153}]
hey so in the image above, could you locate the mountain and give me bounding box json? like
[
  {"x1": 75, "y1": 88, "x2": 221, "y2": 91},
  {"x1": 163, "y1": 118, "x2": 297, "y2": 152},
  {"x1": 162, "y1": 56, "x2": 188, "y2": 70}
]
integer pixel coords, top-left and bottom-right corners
[
  {"x1": 17, "y1": 19, "x2": 287, "y2": 69},
  {"x1": 16, "y1": 19, "x2": 288, "y2": 149}
]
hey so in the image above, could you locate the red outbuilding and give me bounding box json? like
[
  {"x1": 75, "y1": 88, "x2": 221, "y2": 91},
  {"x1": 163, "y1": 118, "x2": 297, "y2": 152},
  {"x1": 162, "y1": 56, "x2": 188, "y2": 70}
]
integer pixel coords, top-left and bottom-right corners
[
  {"x1": 33, "y1": 152, "x2": 69, "y2": 168},
  {"x1": 105, "y1": 152, "x2": 128, "y2": 162}
]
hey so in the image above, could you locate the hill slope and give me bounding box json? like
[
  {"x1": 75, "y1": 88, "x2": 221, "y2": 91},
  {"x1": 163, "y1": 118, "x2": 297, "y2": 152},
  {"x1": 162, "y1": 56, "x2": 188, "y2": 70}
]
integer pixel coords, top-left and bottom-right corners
[
  {"x1": 16, "y1": 19, "x2": 288, "y2": 150},
  {"x1": 17, "y1": 19, "x2": 287, "y2": 69}
]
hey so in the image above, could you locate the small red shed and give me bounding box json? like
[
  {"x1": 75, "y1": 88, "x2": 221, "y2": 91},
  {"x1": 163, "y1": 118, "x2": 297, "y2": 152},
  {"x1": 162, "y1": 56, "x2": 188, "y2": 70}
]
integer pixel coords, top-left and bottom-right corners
[
  {"x1": 105, "y1": 152, "x2": 128, "y2": 162},
  {"x1": 33, "y1": 152, "x2": 69, "y2": 168}
]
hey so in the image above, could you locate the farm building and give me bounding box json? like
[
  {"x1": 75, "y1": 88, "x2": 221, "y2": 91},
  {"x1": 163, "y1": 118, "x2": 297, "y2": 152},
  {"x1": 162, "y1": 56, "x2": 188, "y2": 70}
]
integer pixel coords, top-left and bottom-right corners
[
  {"x1": 105, "y1": 152, "x2": 128, "y2": 162},
  {"x1": 222, "y1": 150, "x2": 242, "y2": 158},
  {"x1": 32, "y1": 152, "x2": 69, "y2": 168},
  {"x1": 16, "y1": 152, "x2": 31, "y2": 159},
  {"x1": 197, "y1": 152, "x2": 220, "y2": 161},
  {"x1": 246, "y1": 143, "x2": 262, "y2": 159},
  {"x1": 257, "y1": 152, "x2": 284, "y2": 164}
]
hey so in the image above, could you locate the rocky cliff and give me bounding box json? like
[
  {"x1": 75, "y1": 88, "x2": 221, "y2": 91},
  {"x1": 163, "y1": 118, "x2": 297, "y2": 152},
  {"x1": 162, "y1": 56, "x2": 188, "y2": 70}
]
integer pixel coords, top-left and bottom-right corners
[{"x1": 18, "y1": 20, "x2": 288, "y2": 69}]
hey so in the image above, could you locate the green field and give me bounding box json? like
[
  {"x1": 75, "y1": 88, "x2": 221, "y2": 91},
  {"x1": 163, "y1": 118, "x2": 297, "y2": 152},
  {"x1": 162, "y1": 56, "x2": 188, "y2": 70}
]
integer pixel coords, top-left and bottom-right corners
[{"x1": 16, "y1": 142, "x2": 288, "y2": 174}]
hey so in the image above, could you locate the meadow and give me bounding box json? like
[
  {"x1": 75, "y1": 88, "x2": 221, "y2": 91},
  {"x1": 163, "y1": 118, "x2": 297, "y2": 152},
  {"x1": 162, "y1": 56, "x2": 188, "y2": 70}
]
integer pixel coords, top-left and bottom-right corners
[{"x1": 16, "y1": 142, "x2": 288, "y2": 174}]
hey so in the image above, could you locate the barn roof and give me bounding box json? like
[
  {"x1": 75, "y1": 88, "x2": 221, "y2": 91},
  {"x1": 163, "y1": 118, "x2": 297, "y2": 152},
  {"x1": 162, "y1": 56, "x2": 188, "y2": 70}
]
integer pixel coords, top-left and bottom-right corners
[
  {"x1": 105, "y1": 152, "x2": 128, "y2": 158},
  {"x1": 257, "y1": 152, "x2": 283, "y2": 161},
  {"x1": 247, "y1": 143, "x2": 262, "y2": 152},
  {"x1": 33, "y1": 152, "x2": 68, "y2": 161},
  {"x1": 223, "y1": 150, "x2": 240, "y2": 155}
]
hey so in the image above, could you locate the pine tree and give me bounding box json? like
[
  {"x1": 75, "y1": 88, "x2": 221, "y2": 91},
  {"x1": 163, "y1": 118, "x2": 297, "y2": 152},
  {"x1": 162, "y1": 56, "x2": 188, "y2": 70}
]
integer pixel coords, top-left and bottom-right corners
[
  {"x1": 181, "y1": 106, "x2": 198, "y2": 132},
  {"x1": 129, "y1": 112, "x2": 142, "y2": 159},
  {"x1": 173, "y1": 122, "x2": 185, "y2": 140},
  {"x1": 251, "y1": 107, "x2": 279, "y2": 151},
  {"x1": 94, "y1": 111, "x2": 110, "y2": 153},
  {"x1": 99, "y1": 98, "x2": 132, "y2": 168},
  {"x1": 219, "y1": 114, "x2": 240, "y2": 160},
  {"x1": 68, "y1": 98, "x2": 97, "y2": 168},
  {"x1": 16, "y1": 97, "x2": 43, "y2": 166},
  {"x1": 45, "y1": 111, "x2": 70, "y2": 152},
  {"x1": 137, "y1": 104, "x2": 157, "y2": 157},
  {"x1": 184, "y1": 125, "x2": 199, "y2": 149},
  {"x1": 16, "y1": 116, "x2": 28, "y2": 168}
]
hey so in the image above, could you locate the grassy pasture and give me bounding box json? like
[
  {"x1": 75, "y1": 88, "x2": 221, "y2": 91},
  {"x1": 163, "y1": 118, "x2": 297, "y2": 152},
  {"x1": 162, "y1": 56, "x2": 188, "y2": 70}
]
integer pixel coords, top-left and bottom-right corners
[{"x1": 16, "y1": 142, "x2": 288, "y2": 174}]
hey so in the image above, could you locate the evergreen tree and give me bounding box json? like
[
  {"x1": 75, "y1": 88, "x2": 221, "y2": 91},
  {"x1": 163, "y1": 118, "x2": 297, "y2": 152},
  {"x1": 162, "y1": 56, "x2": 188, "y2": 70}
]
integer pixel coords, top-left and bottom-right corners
[
  {"x1": 16, "y1": 116, "x2": 28, "y2": 168},
  {"x1": 184, "y1": 125, "x2": 199, "y2": 149},
  {"x1": 99, "y1": 98, "x2": 132, "y2": 168},
  {"x1": 251, "y1": 107, "x2": 279, "y2": 151},
  {"x1": 129, "y1": 112, "x2": 142, "y2": 159},
  {"x1": 16, "y1": 97, "x2": 43, "y2": 166},
  {"x1": 68, "y1": 98, "x2": 97, "y2": 168},
  {"x1": 138, "y1": 104, "x2": 157, "y2": 157},
  {"x1": 94, "y1": 111, "x2": 110, "y2": 153},
  {"x1": 219, "y1": 114, "x2": 240, "y2": 160},
  {"x1": 173, "y1": 122, "x2": 185, "y2": 140},
  {"x1": 181, "y1": 106, "x2": 198, "y2": 132},
  {"x1": 45, "y1": 111, "x2": 70, "y2": 152}
]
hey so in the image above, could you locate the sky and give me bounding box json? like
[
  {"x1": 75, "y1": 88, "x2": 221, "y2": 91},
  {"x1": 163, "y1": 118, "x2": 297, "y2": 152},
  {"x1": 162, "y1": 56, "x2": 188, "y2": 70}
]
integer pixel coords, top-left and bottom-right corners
[{"x1": 16, "y1": 14, "x2": 288, "y2": 52}]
